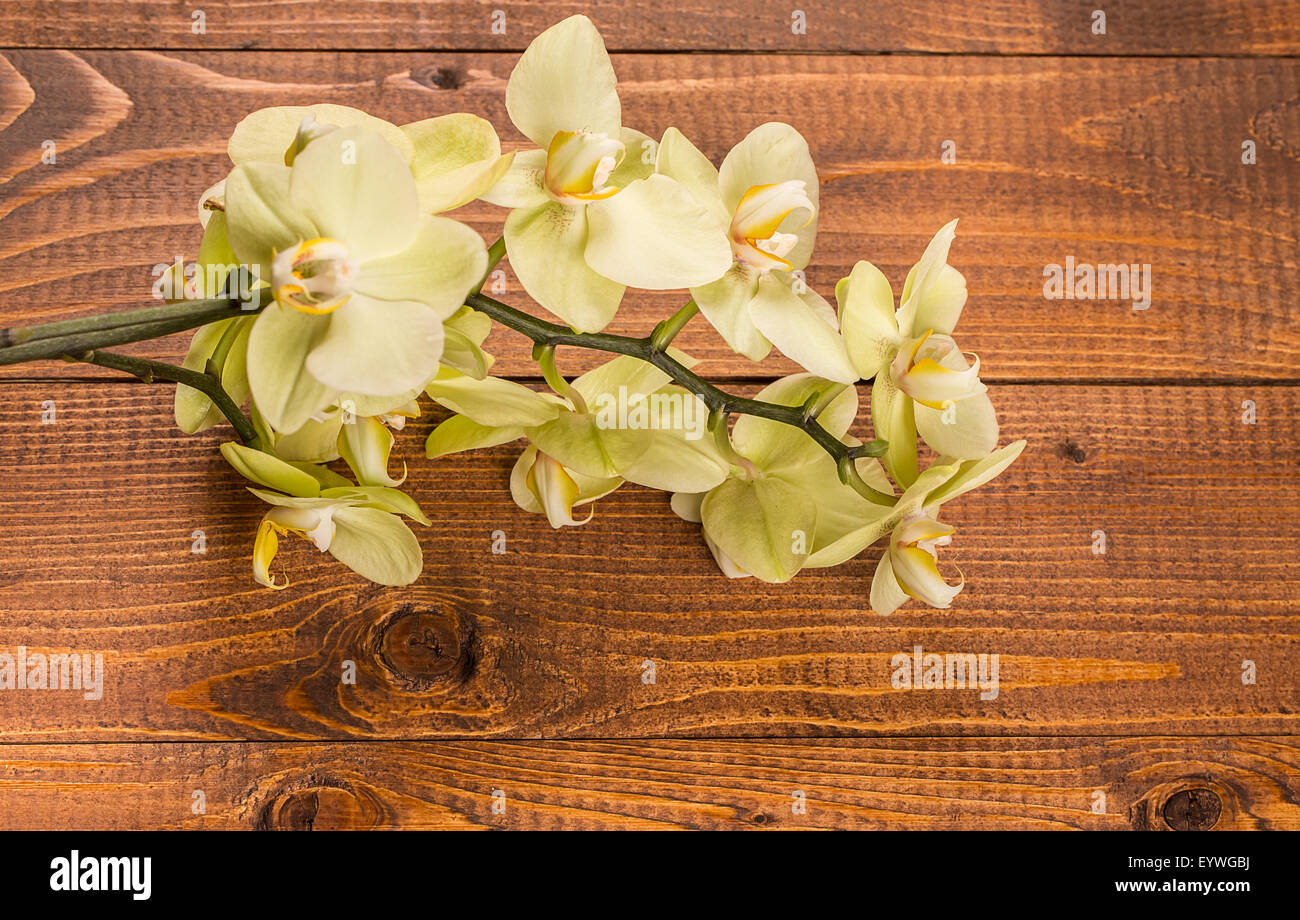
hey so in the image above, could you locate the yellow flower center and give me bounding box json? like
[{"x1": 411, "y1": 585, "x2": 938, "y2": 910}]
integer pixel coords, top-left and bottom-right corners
[
  {"x1": 891, "y1": 512, "x2": 962, "y2": 606},
  {"x1": 544, "y1": 130, "x2": 624, "y2": 202},
  {"x1": 890, "y1": 329, "x2": 985, "y2": 410},
  {"x1": 729, "y1": 180, "x2": 814, "y2": 272},
  {"x1": 270, "y1": 237, "x2": 358, "y2": 315}
]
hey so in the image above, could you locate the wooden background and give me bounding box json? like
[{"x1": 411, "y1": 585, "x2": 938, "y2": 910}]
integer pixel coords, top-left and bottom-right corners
[{"x1": 0, "y1": 1, "x2": 1297, "y2": 830}]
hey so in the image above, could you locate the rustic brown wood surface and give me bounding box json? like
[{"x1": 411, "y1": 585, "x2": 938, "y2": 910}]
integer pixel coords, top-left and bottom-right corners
[
  {"x1": 0, "y1": 383, "x2": 1294, "y2": 744},
  {"x1": 2, "y1": 1, "x2": 1297, "y2": 54},
  {"x1": 3, "y1": 737, "x2": 1299, "y2": 830},
  {"x1": 1, "y1": 50, "x2": 1299, "y2": 381},
  {"x1": 0, "y1": 3, "x2": 1297, "y2": 830}
]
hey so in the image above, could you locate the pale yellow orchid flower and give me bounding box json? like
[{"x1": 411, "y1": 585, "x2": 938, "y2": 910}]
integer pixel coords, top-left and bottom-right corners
[
  {"x1": 654, "y1": 124, "x2": 857, "y2": 383},
  {"x1": 481, "y1": 15, "x2": 733, "y2": 332},
  {"x1": 837, "y1": 219, "x2": 998, "y2": 487}
]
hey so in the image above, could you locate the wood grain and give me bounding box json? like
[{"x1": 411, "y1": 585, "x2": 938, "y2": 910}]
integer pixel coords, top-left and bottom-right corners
[
  {"x1": 1, "y1": 50, "x2": 1297, "y2": 381},
  {"x1": 1, "y1": 6, "x2": 1297, "y2": 832},
  {"x1": 1, "y1": 1, "x2": 1297, "y2": 54},
  {"x1": 0, "y1": 381, "x2": 1294, "y2": 741},
  {"x1": 1, "y1": 737, "x2": 1297, "y2": 830}
]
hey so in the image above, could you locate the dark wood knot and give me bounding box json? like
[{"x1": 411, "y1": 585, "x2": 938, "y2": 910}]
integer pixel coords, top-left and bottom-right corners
[
  {"x1": 256, "y1": 776, "x2": 380, "y2": 831},
  {"x1": 1061, "y1": 440, "x2": 1087, "y2": 463},
  {"x1": 415, "y1": 65, "x2": 464, "y2": 90},
  {"x1": 1129, "y1": 776, "x2": 1234, "y2": 831},
  {"x1": 1163, "y1": 788, "x2": 1223, "y2": 831},
  {"x1": 365, "y1": 603, "x2": 476, "y2": 691}
]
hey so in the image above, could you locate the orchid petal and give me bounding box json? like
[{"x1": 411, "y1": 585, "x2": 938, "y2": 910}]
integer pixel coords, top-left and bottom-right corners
[
  {"x1": 229, "y1": 104, "x2": 413, "y2": 168},
  {"x1": 355, "y1": 215, "x2": 487, "y2": 319},
  {"x1": 305, "y1": 294, "x2": 443, "y2": 397},
  {"x1": 402, "y1": 113, "x2": 514, "y2": 213},
  {"x1": 505, "y1": 15, "x2": 621, "y2": 148},
  {"x1": 747, "y1": 273, "x2": 857, "y2": 383},
  {"x1": 922, "y1": 440, "x2": 1026, "y2": 511},
  {"x1": 869, "y1": 552, "x2": 909, "y2": 616},
  {"x1": 329, "y1": 505, "x2": 423, "y2": 586},
  {"x1": 481, "y1": 148, "x2": 549, "y2": 209},
  {"x1": 246, "y1": 304, "x2": 338, "y2": 434},
  {"x1": 288, "y1": 127, "x2": 420, "y2": 262},
  {"x1": 701, "y1": 476, "x2": 816, "y2": 584},
  {"x1": 220, "y1": 441, "x2": 322, "y2": 497},
  {"x1": 915, "y1": 391, "x2": 999, "y2": 460},
  {"x1": 424, "y1": 368, "x2": 566, "y2": 428},
  {"x1": 897, "y1": 219, "x2": 965, "y2": 337},
  {"x1": 585, "y1": 174, "x2": 733, "y2": 290},
  {"x1": 504, "y1": 201, "x2": 625, "y2": 332},
  {"x1": 691, "y1": 264, "x2": 769, "y2": 362},
  {"x1": 426, "y1": 414, "x2": 524, "y2": 459},
  {"x1": 837, "y1": 260, "x2": 902, "y2": 380},
  {"x1": 338, "y1": 415, "x2": 406, "y2": 487},
  {"x1": 655, "y1": 127, "x2": 729, "y2": 227},
  {"x1": 872, "y1": 368, "x2": 919, "y2": 488}
]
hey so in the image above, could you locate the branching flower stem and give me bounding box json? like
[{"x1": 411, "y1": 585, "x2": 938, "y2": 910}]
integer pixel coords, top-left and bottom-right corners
[
  {"x1": 464, "y1": 290, "x2": 895, "y2": 506},
  {"x1": 0, "y1": 238, "x2": 896, "y2": 506},
  {"x1": 75, "y1": 349, "x2": 259, "y2": 446}
]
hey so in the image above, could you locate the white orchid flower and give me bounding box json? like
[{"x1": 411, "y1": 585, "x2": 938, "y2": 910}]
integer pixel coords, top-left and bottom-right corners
[
  {"x1": 837, "y1": 219, "x2": 997, "y2": 487},
  {"x1": 225, "y1": 126, "x2": 487, "y2": 433},
  {"x1": 654, "y1": 124, "x2": 857, "y2": 384},
  {"x1": 510, "y1": 445, "x2": 623, "y2": 529},
  {"x1": 670, "y1": 375, "x2": 896, "y2": 584},
  {"x1": 225, "y1": 102, "x2": 514, "y2": 215},
  {"x1": 482, "y1": 15, "x2": 733, "y2": 332},
  {"x1": 869, "y1": 511, "x2": 963, "y2": 616},
  {"x1": 218, "y1": 441, "x2": 430, "y2": 588},
  {"x1": 424, "y1": 355, "x2": 728, "y2": 495},
  {"x1": 251, "y1": 491, "x2": 424, "y2": 589}
]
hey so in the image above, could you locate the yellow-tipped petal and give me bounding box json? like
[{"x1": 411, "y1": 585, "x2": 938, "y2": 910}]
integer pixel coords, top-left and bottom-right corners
[
  {"x1": 544, "y1": 129, "x2": 624, "y2": 202},
  {"x1": 253, "y1": 518, "x2": 288, "y2": 590},
  {"x1": 891, "y1": 545, "x2": 963, "y2": 608},
  {"x1": 526, "y1": 451, "x2": 592, "y2": 528}
]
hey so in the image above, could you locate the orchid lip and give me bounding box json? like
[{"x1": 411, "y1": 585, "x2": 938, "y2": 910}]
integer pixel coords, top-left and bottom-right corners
[
  {"x1": 271, "y1": 237, "x2": 358, "y2": 315},
  {"x1": 729, "y1": 180, "x2": 814, "y2": 272},
  {"x1": 890, "y1": 512, "x2": 963, "y2": 608},
  {"x1": 526, "y1": 451, "x2": 593, "y2": 528},
  {"x1": 891, "y1": 329, "x2": 986, "y2": 409},
  {"x1": 544, "y1": 129, "x2": 625, "y2": 203}
]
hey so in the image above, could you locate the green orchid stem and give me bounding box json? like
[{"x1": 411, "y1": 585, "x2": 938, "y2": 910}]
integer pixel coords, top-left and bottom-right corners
[
  {"x1": 649, "y1": 299, "x2": 699, "y2": 352},
  {"x1": 707, "y1": 407, "x2": 758, "y2": 480},
  {"x1": 465, "y1": 291, "x2": 897, "y2": 507},
  {"x1": 533, "y1": 342, "x2": 587, "y2": 412},
  {"x1": 72, "y1": 349, "x2": 259, "y2": 446},
  {"x1": 470, "y1": 236, "x2": 508, "y2": 296},
  {"x1": 0, "y1": 294, "x2": 269, "y2": 366}
]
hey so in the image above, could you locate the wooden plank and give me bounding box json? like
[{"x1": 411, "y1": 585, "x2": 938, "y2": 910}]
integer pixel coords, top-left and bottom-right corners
[
  {"x1": 1, "y1": 51, "x2": 1298, "y2": 381},
  {"x1": 1, "y1": 737, "x2": 1297, "y2": 830},
  {"x1": 0, "y1": 381, "x2": 1294, "y2": 741},
  {"x1": 1, "y1": 1, "x2": 1297, "y2": 54}
]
